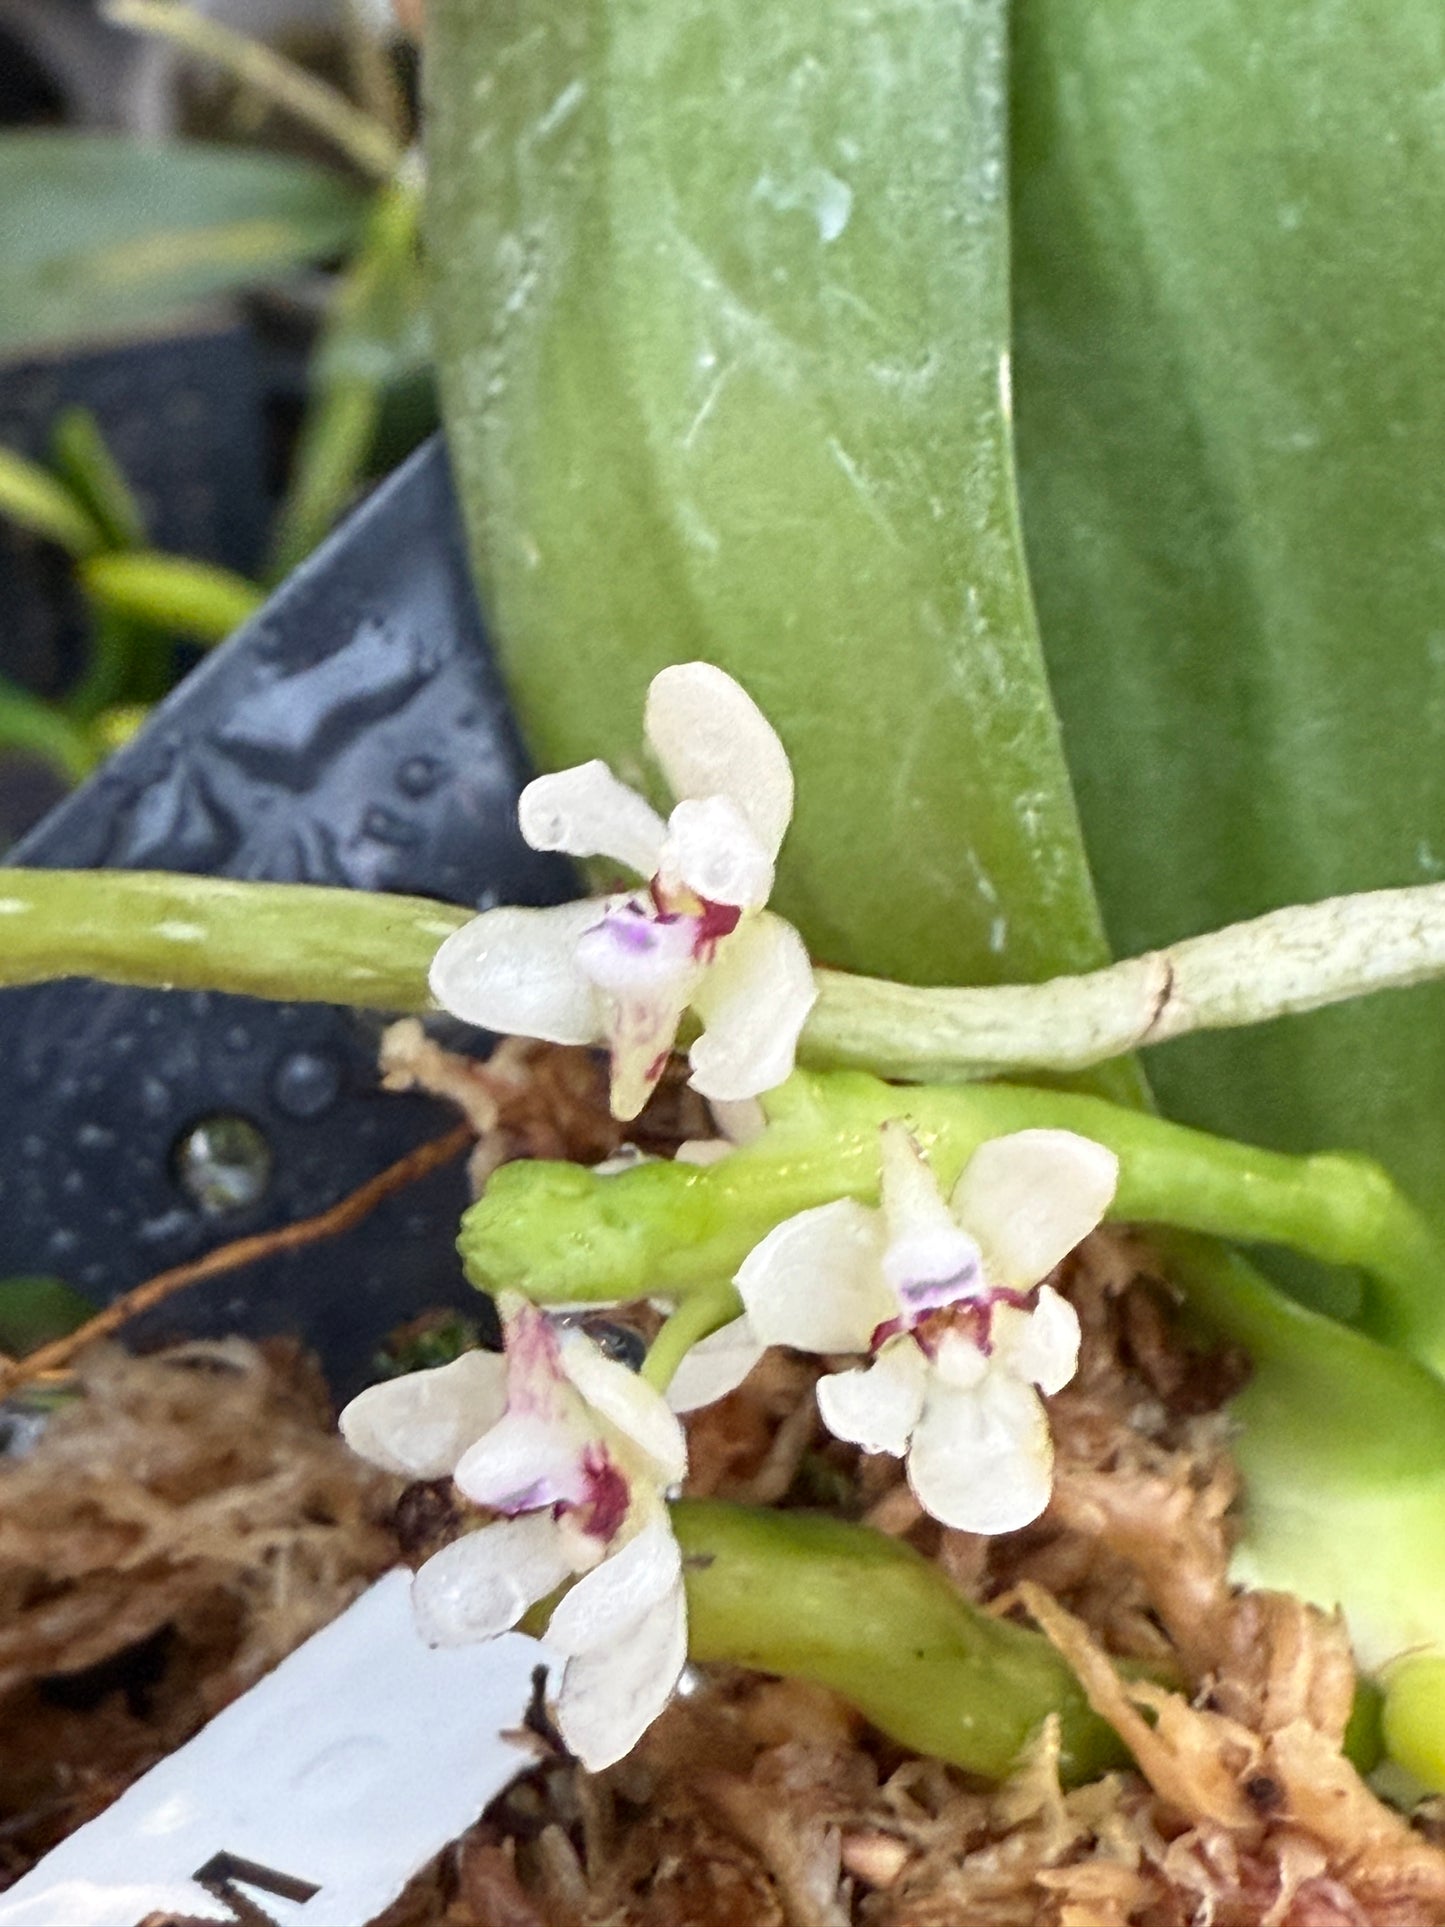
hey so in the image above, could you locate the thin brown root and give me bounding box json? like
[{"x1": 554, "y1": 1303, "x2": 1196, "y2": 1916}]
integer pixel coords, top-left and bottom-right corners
[{"x1": 0, "y1": 1121, "x2": 475, "y2": 1396}]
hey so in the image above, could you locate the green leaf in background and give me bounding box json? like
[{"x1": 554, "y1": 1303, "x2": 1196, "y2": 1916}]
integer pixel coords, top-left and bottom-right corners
[
  {"x1": 268, "y1": 172, "x2": 429, "y2": 581},
  {"x1": 428, "y1": 0, "x2": 1110, "y2": 995},
  {"x1": 0, "y1": 134, "x2": 365, "y2": 359},
  {"x1": 0, "y1": 1276, "x2": 95, "y2": 1356},
  {"x1": 50, "y1": 406, "x2": 149, "y2": 552},
  {"x1": 79, "y1": 551, "x2": 265, "y2": 646},
  {"x1": 0, "y1": 445, "x2": 105, "y2": 556},
  {"x1": 1011, "y1": 3, "x2": 1445, "y2": 1219}
]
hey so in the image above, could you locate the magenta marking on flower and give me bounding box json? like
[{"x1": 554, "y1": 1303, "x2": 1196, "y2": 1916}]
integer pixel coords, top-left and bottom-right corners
[
  {"x1": 505, "y1": 1303, "x2": 566, "y2": 1413},
  {"x1": 878, "y1": 1285, "x2": 1038, "y2": 1362},
  {"x1": 574, "y1": 1443, "x2": 631, "y2": 1543},
  {"x1": 644, "y1": 1049, "x2": 671, "y2": 1086},
  {"x1": 693, "y1": 897, "x2": 743, "y2": 954}
]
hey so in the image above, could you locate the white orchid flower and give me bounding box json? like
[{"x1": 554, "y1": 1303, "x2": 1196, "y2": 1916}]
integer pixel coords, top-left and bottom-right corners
[
  {"x1": 339, "y1": 1294, "x2": 688, "y2": 1771},
  {"x1": 730, "y1": 1123, "x2": 1118, "y2": 1534},
  {"x1": 430, "y1": 662, "x2": 817, "y2": 1121}
]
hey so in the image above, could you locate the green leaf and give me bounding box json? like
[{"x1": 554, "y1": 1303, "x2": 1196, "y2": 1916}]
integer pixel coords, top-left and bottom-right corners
[
  {"x1": 79, "y1": 551, "x2": 264, "y2": 645},
  {"x1": 427, "y1": 0, "x2": 1110, "y2": 993},
  {"x1": 0, "y1": 134, "x2": 366, "y2": 358},
  {"x1": 0, "y1": 678, "x2": 99, "y2": 786},
  {"x1": 0, "y1": 445, "x2": 106, "y2": 556},
  {"x1": 268, "y1": 174, "x2": 428, "y2": 581},
  {"x1": 1011, "y1": 5, "x2": 1445, "y2": 1212},
  {"x1": 51, "y1": 407, "x2": 148, "y2": 551},
  {"x1": 0, "y1": 1277, "x2": 95, "y2": 1355}
]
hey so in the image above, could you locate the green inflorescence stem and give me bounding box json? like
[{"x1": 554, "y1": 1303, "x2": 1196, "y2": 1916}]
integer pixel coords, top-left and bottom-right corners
[
  {"x1": 460, "y1": 1068, "x2": 1445, "y2": 1372},
  {"x1": 640, "y1": 1283, "x2": 741, "y2": 1393},
  {"x1": 671, "y1": 1499, "x2": 1128, "y2": 1785}
]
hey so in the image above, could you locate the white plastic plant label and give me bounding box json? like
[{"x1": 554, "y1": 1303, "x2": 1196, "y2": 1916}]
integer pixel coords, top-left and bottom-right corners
[{"x1": 0, "y1": 1570, "x2": 545, "y2": 1927}]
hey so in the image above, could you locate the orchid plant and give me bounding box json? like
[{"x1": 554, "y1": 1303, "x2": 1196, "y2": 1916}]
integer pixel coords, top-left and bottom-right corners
[{"x1": 15, "y1": 659, "x2": 1445, "y2": 1784}]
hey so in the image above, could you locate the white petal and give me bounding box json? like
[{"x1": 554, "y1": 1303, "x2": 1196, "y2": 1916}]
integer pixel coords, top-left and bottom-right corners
[
  {"x1": 878, "y1": 1126, "x2": 985, "y2": 1316},
  {"x1": 545, "y1": 1514, "x2": 683, "y2": 1658},
  {"x1": 815, "y1": 1338, "x2": 929, "y2": 1457},
  {"x1": 644, "y1": 662, "x2": 794, "y2": 860},
  {"x1": 518, "y1": 760, "x2": 667, "y2": 875},
  {"x1": 338, "y1": 1350, "x2": 508, "y2": 1479},
  {"x1": 950, "y1": 1129, "x2": 1118, "y2": 1292},
  {"x1": 673, "y1": 1138, "x2": 735, "y2": 1166},
  {"x1": 429, "y1": 900, "x2": 605, "y2": 1043},
  {"x1": 661, "y1": 795, "x2": 775, "y2": 911},
  {"x1": 708, "y1": 1096, "x2": 767, "y2": 1145},
  {"x1": 411, "y1": 1513, "x2": 576, "y2": 1645},
  {"x1": 453, "y1": 1407, "x2": 589, "y2": 1512},
  {"x1": 906, "y1": 1369, "x2": 1053, "y2": 1534},
  {"x1": 734, "y1": 1197, "x2": 893, "y2": 1353},
  {"x1": 686, "y1": 911, "x2": 817, "y2": 1101},
  {"x1": 558, "y1": 1331, "x2": 688, "y2": 1486},
  {"x1": 554, "y1": 1577, "x2": 688, "y2": 1770},
  {"x1": 665, "y1": 1316, "x2": 767, "y2": 1413},
  {"x1": 991, "y1": 1286, "x2": 1081, "y2": 1397}
]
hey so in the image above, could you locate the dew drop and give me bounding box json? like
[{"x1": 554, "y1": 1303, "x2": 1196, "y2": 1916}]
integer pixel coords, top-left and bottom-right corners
[
  {"x1": 271, "y1": 1050, "x2": 342, "y2": 1120},
  {"x1": 395, "y1": 754, "x2": 447, "y2": 799},
  {"x1": 361, "y1": 805, "x2": 422, "y2": 849},
  {"x1": 138, "y1": 1075, "x2": 171, "y2": 1119},
  {"x1": 172, "y1": 1114, "x2": 272, "y2": 1215}
]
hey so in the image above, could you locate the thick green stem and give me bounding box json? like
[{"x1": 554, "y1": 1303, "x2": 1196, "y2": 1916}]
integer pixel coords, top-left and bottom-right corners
[
  {"x1": 0, "y1": 870, "x2": 466, "y2": 1009},
  {"x1": 672, "y1": 1499, "x2": 1128, "y2": 1785},
  {"x1": 462, "y1": 1067, "x2": 1445, "y2": 1369}
]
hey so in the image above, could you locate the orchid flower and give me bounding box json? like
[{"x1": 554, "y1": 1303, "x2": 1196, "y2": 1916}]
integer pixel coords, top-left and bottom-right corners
[
  {"x1": 339, "y1": 1294, "x2": 688, "y2": 1770},
  {"x1": 727, "y1": 1123, "x2": 1118, "y2": 1533},
  {"x1": 429, "y1": 662, "x2": 817, "y2": 1120}
]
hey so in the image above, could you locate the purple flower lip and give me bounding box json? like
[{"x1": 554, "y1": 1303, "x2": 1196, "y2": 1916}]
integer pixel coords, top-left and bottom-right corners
[{"x1": 598, "y1": 901, "x2": 665, "y2": 952}]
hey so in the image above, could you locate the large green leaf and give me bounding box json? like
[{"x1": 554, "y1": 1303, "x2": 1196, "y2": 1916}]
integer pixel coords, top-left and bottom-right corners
[
  {"x1": 427, "y1": 0, "x2": 1109, "y2": 992},
  {"x1": 1012, "y1": 3, "x2": 1445, "y2": 1216},
  {"x1": 0, "y1": 135, "x2": 365, "y2": 358}
]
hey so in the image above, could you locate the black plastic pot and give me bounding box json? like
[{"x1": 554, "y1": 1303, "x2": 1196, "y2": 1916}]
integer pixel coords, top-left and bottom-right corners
[{"x1": 0, "y1": 438, "x2": 572, "y2": 1399}]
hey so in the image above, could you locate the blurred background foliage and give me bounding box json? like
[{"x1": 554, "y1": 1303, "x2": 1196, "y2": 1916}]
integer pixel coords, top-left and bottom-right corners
[{"x1": 0, "y1": 0, "x2": 429, "y2": 846}]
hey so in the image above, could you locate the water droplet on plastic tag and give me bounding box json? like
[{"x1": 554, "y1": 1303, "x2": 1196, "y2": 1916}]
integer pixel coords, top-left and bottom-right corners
[
  {"x1": 272, "y1": 1050, "x2": 343, "y2": 1120},
  {"x1": 173, "y1": 1115, "x2": 271, "y2": 1215}
]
